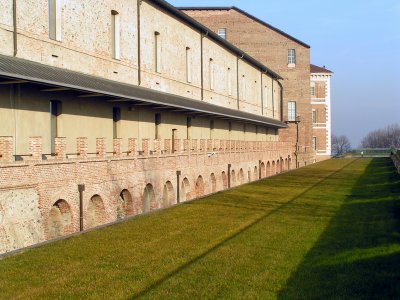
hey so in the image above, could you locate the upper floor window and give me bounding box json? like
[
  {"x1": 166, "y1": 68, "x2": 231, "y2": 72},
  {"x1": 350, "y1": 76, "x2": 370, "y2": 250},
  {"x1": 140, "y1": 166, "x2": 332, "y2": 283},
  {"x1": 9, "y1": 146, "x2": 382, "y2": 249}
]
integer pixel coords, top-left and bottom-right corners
[
  {"x1": 288, "y1": 49, "x2": 296, "y2": 66},
  {"x1": 209, "y1": 58, "x2": 214, "y2": 90},
  {"x1": 155, "y1": 32, "x2": 162, "y2": 73},
  {"x1": 227, "y1": 68, "x2": 232, "y2": 96},
  {"x1": 186, "y1": 47, "x2": 192, "y2": 83},
  {"x1": 288, "y1": 101, "x2": 296, "y2": 121},
  {"x1": 217, "y1": 28, "x2": 227, "y2": 40},
  {"x1": 49, "y1": 0, "x2": 62, "y2": 41},
  {"x1": 310, "y1": 82, "x2": 315, "y2": 96},
  {"x1": 312, "y1": 109, "x2": 317, "y2": 123},
  {"x1": 111, "y1": 10, "x2": 120, "y2": 60},
  {"x1": 312, "y1": 137, "x2": 317, "y2": 151}
]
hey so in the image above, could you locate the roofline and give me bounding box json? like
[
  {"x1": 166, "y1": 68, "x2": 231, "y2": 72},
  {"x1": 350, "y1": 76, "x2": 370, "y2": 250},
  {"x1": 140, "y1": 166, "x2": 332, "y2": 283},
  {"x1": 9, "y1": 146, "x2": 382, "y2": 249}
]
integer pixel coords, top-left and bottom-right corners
[
  {"x1": 310, "y1": 64, "x2": 333, "y2": 74},
  {"x1": 178, "y1": 6, "x2": 311, "y2": 49},
  {"x1": 0, "y1": 55, "x2": 287, "y2": 129},
  {"x1": 148, "y1": 0, "x2": 283, "y2": 79}
]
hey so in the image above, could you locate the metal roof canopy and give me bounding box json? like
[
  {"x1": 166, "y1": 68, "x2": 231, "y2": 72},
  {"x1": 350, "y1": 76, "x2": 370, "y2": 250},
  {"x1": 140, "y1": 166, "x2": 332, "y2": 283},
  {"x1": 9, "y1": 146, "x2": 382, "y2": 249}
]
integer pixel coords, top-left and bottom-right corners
[{"x1": 0, "y1": 55, "x2": 287, "y2": 128}]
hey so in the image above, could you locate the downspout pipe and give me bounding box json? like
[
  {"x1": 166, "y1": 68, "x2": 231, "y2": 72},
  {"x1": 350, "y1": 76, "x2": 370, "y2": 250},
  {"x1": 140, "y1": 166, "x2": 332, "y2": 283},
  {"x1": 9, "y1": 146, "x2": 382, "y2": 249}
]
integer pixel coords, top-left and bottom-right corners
[
  {"x1": 276, "y1": 80, "x2": 284, "y2": 122},
  {"x1": 13, "y1": 0, "x2": 17, "y2": 57},
  {"x1": 78, "y1": 184, "x2": 85, "y2": 231},
  {"x1": 176, "y1": 170, "x2": 181, "y2": 203}
]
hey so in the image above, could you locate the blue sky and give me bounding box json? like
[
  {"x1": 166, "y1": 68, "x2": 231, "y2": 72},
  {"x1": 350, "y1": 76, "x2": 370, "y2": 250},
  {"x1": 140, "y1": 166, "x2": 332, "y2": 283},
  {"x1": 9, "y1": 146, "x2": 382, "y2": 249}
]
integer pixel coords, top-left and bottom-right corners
[{"x1": 170, "y1": 0, "x2": 400, "y2": 146}]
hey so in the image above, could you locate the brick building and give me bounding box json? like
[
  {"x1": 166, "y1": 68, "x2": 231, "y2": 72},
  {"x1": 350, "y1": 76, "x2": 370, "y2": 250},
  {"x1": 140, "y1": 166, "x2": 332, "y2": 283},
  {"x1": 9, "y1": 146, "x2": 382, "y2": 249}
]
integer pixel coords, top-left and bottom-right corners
[
  {"x1": 180, "y1": 6, "x2": 317, "y2": 167},
  {"x1": 310, "y1": 64, "x2": 333, "y2": 161},
  {"x1": 0, "y1": 0, "x2": 294, "y2": 254}
]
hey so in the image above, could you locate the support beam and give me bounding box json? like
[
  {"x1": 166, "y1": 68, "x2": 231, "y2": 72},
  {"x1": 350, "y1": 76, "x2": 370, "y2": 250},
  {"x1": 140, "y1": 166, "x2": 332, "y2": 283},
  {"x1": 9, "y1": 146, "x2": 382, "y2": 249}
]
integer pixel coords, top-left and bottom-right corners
[{"x1": 0, "y1": 80, "x2": 28, "y2": 85}]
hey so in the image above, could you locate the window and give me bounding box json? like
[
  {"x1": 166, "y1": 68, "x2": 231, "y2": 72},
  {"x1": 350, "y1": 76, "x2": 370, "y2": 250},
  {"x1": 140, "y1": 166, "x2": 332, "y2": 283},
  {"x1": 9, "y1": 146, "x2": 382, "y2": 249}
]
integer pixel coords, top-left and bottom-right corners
[
  {"x1": 227, "y1": 68, "x2": 232, "y2": 96},
  {"x1": 113, "y1": 107, "x2": 121, "y2": 139},
  {"x1": 310, "y1": 82, "x2": 315, "y2": 96},
  {"x1": 111, "y1": 10, "x2": 120, "y2": 59},
  {"x1": 155, "y1": 113, "x2": 161, "y2": 139},
  {"x1": 217, "y1": 28, "x2": 227, "y2": 40},
  {"x1": 288, "y1": 49, "x2": 296, "y2": 65},
  {"x1": 49, "y1": 0, "x2": 62, "y2": 41},
  {"x1": 312, "y1": 137, "x2": 317, "y2": 151},
  {"x1": 50, "y1": 100, "x2": 61, "y2": 153},
  {"x1": 209, "y1": 58, "x2": 214, "y2": 90},
  {"x1": 242, "y1": 75, "x2": 246, "y2": 100},
  {"x1": 155, "y1": 32, "x2": 161, "y2": 73},
  {"x1": 186, "y1": 47, "x2": 192, "y2": 83},
  {"x1": 312, "y1": 110, "x2": 317, "y2": 124},
  {"x1": 288, "y1": 101, "x2": 296, "y2": 121}
]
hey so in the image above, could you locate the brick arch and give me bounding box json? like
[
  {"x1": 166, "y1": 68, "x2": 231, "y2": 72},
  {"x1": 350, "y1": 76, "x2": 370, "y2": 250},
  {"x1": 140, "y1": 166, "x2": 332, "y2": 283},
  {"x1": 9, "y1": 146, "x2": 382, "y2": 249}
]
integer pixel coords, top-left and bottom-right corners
[
  {"x1": 272, "y1": 161, "x2": 276, "y2": 174},
  {"x1": 266, "y1": 161, "x2": 271, "y2": 176},
  {"x1": 181, "y1": 177, "x2": 191, "y2": 202},
  {"x1": 86, "y1": 195, "x2": 107, "y2": 229},
  {"x1": 260, "y1": 162, "x2": 266, "y2": 178},
  {"x1": 143, "y1": 183, "x2": 156, "y2": 212},
  {"x1": 117, "y1": 189, "x2": 134, "y2": 220},
  {"x1": 221, "y1": 171, "x2": 228, "y2": 189},
  {"x1": 162, "y1": 181, "x2": 175, "y2": 207},
  {"x1": 231, "y1": 170, "x2": 236, "y2": 186},
  {"x1": 285, "y1": 158, "x2": 288, "y2": 171},
  {"x1": 239, "y1": 168, "x2": 245, "y2": 184},
  {"x1": 210, "y1": 173, "x2": 217, "y2": 193},
  {"x1": 288, "y1": 157, "x2": 292, "y2": 170},
  {"x1": 195, "y1": 175, "x2": 205, "y2": 197},
  {"x1": 276, "y1": 160, "x2": 280, "y2": 173},
  {"x1": 253, "y1": 166, "x2": 258, "y2": 181},
  {"x1": 47, "y1": 199, "x2": 73, "y2": 239}
]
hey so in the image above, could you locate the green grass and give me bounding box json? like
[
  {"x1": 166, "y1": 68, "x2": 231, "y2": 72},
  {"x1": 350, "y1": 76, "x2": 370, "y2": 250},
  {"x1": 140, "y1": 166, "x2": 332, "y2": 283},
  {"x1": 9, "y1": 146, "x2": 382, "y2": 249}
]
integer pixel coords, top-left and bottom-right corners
[{"x1": 0, "y1": 158, "x2": 399, "y2": 299}]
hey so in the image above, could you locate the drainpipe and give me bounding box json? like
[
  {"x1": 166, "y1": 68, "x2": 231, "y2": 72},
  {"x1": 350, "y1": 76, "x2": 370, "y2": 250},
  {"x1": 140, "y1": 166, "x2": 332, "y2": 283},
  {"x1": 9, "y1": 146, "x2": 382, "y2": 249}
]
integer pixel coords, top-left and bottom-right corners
[
  {"x1": 277, "y1": 80, "x2": 284, "y2": 122},
  {"x1": 176, "y1": 170, "x2": 181, "y2": 203},
  {"x1": 137, "y1": 0, "x2": 141, "y2": 85},
  {"x1": 228, "y1": 164, "x2": 231, "y2": 188},
  {"x1": 13, "y1": 0, "x2": 17, "y2": 56},
  {"x1": 78, "y1": 184, "x2": 85, "y2": 231},
  {"x1": 259, "y1": 159, "x2": 262, "y2": 179}
]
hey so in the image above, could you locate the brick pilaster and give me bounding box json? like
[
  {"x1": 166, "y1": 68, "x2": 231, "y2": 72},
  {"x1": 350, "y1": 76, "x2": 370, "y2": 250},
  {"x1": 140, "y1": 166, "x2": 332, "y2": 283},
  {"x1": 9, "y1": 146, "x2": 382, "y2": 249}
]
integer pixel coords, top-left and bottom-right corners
[
  {"x1": 164, "y1": 139, "x2": 171, "y2": 154},
  {"x1": 96, "y1": 138, "x2": 106, "y2": 158},
  {"x1": 54, "y1": 137, "x2": 66, "y2": 160},
  {"x1": 142, "y1": 139, "x2": 149, "y2": 156},
  {"x1": 77, "y1": 137, "x2": 88, "y2": 159},
  {"x1": 128, "y1": 138, "x2": 136, "y2": 156},
  {"x1": 29, "y1": 136, "x2": 42, "y2": 160},
  {"x1": 0, "y1": 136, "x2": 14, "y2": 163},
  {"x1": 113, "y1": 138, "x2": 122, "y2": 158}
]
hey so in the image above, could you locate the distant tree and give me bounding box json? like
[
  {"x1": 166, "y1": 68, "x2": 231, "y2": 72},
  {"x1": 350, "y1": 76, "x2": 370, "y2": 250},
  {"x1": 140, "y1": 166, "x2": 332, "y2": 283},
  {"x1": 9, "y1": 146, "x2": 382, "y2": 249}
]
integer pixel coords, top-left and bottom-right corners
[
  {"x1": 332, "y1": 134, "x2": 351, "y2": 157},
  {"x1": 360, "y1": 124, "x2": 400, "y2": 148}
]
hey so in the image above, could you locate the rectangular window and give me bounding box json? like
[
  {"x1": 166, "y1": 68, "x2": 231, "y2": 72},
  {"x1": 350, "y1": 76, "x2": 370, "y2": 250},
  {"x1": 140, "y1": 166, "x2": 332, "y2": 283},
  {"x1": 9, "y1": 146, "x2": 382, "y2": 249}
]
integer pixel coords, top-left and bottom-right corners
[
  {"x1": 111, "y1": 10, "x2": 120, "y2": 59},
  {"x1": 50, "y1": 100, "x2": 61, "y2": 153},
  {"x1": 209, "y1": 58, "x2": 214, "y2": 90},
  {"x1": 288, "y1": 49, "x2": 296, "y2": 65},
  {"x1": 312, "y1": 137, "x2": 317, "y2": 151},
  {"x1": 113, "y1": 107, "x2": 121, "y2": 139},
  {"x1": 155, "y1": 32, "x2": 161, "y2": 73},
  {"x1": 186, "y1": 47, "x2": 192, "y2": 83},
  {"x1": 49, "y1": 0, "x2": 62, "y2": 41},
  {"x1": 227, "y1": 68, "x2": 232, "y2": 96},
  {"x1": 155, "y1": 113, "x2": 161, "y2": 139},
  {"x1": 288, "y1": 101, "x2": 296, "y2": 121},
  {"x1": 312, "y1": 110, "x2": 317, "y2": 124},
  {"x1": 310, "y1": 82, "x2": 315, "y2": 96},
  {"x1": 217, "y1": 28, "x2": 227, "y2": 40}
]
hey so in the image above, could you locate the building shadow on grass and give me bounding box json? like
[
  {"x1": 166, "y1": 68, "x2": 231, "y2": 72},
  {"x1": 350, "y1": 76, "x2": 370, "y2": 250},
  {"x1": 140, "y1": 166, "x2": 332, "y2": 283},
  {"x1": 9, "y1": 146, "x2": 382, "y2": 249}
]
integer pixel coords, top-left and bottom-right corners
[{"x1": 278, "y1": 158, "x2": 400, "y2": 299}]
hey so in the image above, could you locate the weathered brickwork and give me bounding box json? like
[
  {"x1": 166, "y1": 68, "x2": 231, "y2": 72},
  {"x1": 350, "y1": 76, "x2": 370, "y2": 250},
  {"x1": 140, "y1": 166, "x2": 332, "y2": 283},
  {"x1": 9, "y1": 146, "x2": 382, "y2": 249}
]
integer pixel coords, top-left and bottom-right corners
[{"x1": 0, "y1": 136, "x2": 292, "y2": 254}]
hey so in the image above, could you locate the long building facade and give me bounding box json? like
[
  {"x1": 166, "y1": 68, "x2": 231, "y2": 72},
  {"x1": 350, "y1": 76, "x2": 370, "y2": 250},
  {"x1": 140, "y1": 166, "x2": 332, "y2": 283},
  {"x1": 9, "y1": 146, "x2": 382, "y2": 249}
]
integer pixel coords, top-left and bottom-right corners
[
  {"x1": 0, "y1": 0, "x2": 297, "y2": 254},
  {"x1": 180, "y1": 6, "x2": 319, "y2": 167}
]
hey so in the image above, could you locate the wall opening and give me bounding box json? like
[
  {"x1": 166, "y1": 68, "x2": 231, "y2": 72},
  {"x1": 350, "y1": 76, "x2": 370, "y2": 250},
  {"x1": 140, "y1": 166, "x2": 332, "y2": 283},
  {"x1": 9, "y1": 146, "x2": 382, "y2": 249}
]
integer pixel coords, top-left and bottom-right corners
[
  {"x1": 181, "y1": 177, "x2": 191, "y2": 202},
  {"x1": 231, "y1": 170, "x2": 236, "y2": 186},
  {"x1": 221, "y1": 171, "x2": 228, "y2": 189},
  {"x1": 239, "y1": 168, "x2": 245, "y2": 184},
  {"x1": 260, "y1": 162, "x2": 266, "y2": 178},
  {"x1": 253, "y1": 166, "x2": 258, "y2": 181},
  {"x1": 195, "y1": 175, "x2": 204, "y2": 198},
  {"x1": 117, "y1": 189, "x2": 133, "y2": 220},
  {"x1": 143, "y1": 184, "x2": 156, "y2": 212},
  {"x1": 210, "y1": 173, "x2": 217, "y2": 193},
  {"x1": 111, "y1": 10, "x2": 120, "y2": 59},
  {"x1": 87, "y1": 195, "x2": 107, "y2": 229},
  {"x1": 162, "y1": 181, "x2": 175, "y2": 207},
  {"x1": 48, "y1": 199, "x2": 72, "y2": 239}
]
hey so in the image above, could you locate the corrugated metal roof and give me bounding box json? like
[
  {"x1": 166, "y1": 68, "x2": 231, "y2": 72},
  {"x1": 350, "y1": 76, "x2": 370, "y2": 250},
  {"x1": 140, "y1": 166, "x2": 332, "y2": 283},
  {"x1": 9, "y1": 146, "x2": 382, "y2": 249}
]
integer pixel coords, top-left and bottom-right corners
[{"x1": 0, "y1": 54, "x2": 287, "y2": 128}]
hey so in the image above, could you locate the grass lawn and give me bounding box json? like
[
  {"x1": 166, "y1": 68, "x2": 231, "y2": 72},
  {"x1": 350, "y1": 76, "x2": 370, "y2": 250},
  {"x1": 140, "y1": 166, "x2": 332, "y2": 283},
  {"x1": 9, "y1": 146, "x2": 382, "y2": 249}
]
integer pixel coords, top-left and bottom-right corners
[{"x1": 0, "y1": 158, "x2": 399, "y2": 299}]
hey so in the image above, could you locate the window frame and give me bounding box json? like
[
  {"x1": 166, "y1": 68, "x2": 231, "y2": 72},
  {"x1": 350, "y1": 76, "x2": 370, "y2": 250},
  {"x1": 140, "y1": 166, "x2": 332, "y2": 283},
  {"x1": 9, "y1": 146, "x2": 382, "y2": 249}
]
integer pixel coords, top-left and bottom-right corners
[
  {"x1": 287, "y1": 49, "x2": 296, "y2": 66},
  {"x1": 287, "y1": 101, "x2": 297, "y2": 121},
  {"x1": 217, "y1": 28, "x2": 227, "y2": 40}
]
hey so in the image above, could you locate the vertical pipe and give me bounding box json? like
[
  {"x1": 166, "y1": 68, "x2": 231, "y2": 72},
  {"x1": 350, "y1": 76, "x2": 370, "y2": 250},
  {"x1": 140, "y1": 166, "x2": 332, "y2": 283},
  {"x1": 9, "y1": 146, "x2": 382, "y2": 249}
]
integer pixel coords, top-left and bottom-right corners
[
  {"x1": 228, "y1": 164, "x2": 231, "y2": 188},
  {"x1": 176, "y1": 170, "x2": 181, "y2": 203},
  {"x1": 13, "y1": 0, "x2": 17, "y2": 56},
  {"x1": 277, "y1": 80, "x2": 284, "y2": 121},
  {"x1": 137, "y1": 0, "x2": 141, "y2": 85},
  {"x1": 272, "y1": 80, "x2": 275, "y2": 118},
  {"x1": 78, "y1": 184, "x2": 85, "y2": 231}
]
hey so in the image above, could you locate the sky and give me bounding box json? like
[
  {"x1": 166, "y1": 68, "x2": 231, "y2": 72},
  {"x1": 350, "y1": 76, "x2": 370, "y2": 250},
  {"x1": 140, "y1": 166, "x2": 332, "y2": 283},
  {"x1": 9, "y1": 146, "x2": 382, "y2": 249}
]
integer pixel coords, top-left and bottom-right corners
[{"x1": 169, "y1": 0, "x2": 400, "y2": 147}]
